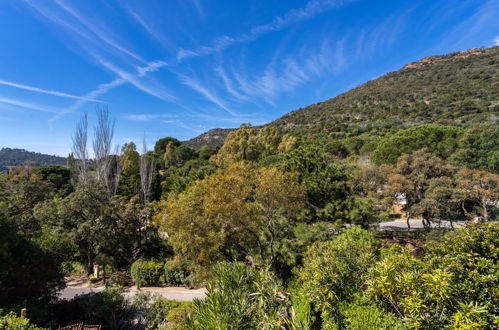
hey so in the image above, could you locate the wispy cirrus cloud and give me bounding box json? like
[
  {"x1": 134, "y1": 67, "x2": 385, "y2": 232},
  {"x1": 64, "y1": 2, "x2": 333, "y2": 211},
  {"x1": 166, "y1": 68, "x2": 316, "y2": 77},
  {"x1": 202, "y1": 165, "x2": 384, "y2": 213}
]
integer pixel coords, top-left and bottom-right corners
[
  {"x1": 124, "y1": 113, "x2": 178, "y2": 121},
  {"x1": 99, "y1": 60, "x2": 172, "y2": 102},
  {"x1": 431, "y1": 0, "x2": 499, "y2": 52},
  {"x1": 162, "y1": 119, "x2": 206, "y2": 134},
  {"x1": 24, "y1": 0, "x2": 143, "y2": 64},
  {"x1": 123, "y1": 5, "x2": 175, "y2": 51},
  {"x1": 52, "y1": 60, "x2": 170, "y2": 123},
  {"x1": 177, "y1": 73, "x2": 235, "y2": 115},
  {"x1": 177, "y1": 0, "x2": 356, "y2": 61},
  {"x1": 211, "y1": 38, "x2": 347, "y2": 105},
  {"x1": 493, "y1": 36, "x2": 499, "y2": 46},
  {"x1": 21, "y1": 0, "x2": 357, "y2": 121},
  {"x1": 0, "y1": 96, "x2": 58, "y2": 113},
  {"x1": 0, "y1": 79, "x2": 103, "y2": 103},
  {"x1": 52, "y1": 0, "x2": 146, "y2": 63},
  {"x1": 24, "y1": 0, "x2": 180, "y2": 122},
  {"x1": 190, "y1": 0, "x2": 205, "y2": 19}
]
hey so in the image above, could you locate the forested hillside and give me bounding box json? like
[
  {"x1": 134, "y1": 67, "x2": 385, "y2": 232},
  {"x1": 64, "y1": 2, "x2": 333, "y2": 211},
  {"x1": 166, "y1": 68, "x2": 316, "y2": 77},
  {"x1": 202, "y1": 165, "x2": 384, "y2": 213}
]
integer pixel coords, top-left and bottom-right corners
[
  {"x1": 185, "y1": 47, "x2": 498, "y2": 149},
  {"x1": 0, "y1": 148, "x2": 66, "y2": 171},
  {"x1": 271, "y1": 47, "x2": 498, "y2": 135},
  {"x1": 182, "y1": 128, "x2": 234, "y2": 149}
]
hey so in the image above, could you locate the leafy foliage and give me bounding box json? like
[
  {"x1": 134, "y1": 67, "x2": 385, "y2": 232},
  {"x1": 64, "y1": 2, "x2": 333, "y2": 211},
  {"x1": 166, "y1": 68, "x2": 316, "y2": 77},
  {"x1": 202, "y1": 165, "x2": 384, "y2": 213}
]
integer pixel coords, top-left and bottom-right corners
[
  {"x1": 142, "y1": 298, "x2": 192, "y2": 329},
  {"x1": 299, "y1": 227, "x2": 379, "y2": 318},
  {"x1": 0, "y1": 312, "x2": 47, "y2": 330},
  {"x1": 452, "y1": 123, "x2": 499, "y2": 173},
  {"x1": 187, "y1": 262, "x2": 288, "y2": 329},
  {"x1": 155, "y1": 162, "x2": 306, "y2": 279},
  {"x1": 0, "y1": 219, "x2": 65, "y2": 308},
  {"x1": 371, "y1": 125, "x2": 462, "y2": 165},
  {"x1": 131, "y1": 259, "x2": 165, "y2": 286}
]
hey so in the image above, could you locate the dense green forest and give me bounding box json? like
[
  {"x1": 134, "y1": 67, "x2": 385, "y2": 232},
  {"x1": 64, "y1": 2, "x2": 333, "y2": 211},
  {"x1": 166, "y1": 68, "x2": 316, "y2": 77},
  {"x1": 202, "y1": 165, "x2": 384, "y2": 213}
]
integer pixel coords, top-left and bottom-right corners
[{"x1": 1, "y1": 47, "x2": 498, "y2": 329}]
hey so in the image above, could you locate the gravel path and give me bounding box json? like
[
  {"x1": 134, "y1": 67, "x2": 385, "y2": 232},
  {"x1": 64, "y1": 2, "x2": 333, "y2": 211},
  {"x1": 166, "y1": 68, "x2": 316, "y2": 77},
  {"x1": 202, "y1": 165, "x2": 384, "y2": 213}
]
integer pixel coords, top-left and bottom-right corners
[
  {"x1": 378, "y1": 219, "x2": 465, "y2": 231},
  {"x1": 59, "y1": 286, "x2": 206, "y2": 301}
]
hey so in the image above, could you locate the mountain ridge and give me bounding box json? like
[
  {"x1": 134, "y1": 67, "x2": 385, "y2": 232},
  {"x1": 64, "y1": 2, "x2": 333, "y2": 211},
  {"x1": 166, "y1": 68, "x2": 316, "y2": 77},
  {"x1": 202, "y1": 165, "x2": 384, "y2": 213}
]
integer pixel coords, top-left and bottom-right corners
[
  {"x1": 0, "y1": 147, "x2": 66, "y2": 171},
  {"x1": 184, "y1": 46, "x2": 498, "y2": 148}
]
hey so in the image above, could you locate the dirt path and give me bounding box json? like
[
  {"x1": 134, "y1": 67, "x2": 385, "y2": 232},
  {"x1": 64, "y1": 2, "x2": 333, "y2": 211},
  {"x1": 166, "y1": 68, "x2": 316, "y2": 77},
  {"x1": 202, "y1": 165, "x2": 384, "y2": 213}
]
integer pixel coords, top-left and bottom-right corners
[
  {"x1": 379, "y1": 219, "x2": 464, "y2": 231},
  {"x1": 59, "y1": 281, "x2": 206, "y2": 302}
]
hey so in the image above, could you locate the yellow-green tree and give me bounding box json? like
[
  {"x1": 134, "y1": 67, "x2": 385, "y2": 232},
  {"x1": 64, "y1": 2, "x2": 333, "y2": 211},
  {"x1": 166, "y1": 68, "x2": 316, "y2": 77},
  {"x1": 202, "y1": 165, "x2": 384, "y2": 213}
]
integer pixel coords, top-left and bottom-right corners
[
  {"x1": 210, "y1": 124, "x2": 294, "y2": 167},
  {"x1": 119, "y1": 142, "x2": 140, "y2": 197},
  {"x1": 210, "y1": 124, "x2": 259, "y2": 167},
  {"x1": 154, "y1": 162, "x2": 305, "y2": 278}
]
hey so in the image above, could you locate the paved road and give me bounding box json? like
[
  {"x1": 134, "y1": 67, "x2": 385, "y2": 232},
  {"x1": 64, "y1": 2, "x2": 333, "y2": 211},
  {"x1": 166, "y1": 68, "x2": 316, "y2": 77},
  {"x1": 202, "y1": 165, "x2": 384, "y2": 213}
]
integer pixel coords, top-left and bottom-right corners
[
  {"x1": 59, "y1": 286, "x2": 206, "y2": 301},
  {"x1": 379, "y1": 219, "x2": 464, "y2": 231}
]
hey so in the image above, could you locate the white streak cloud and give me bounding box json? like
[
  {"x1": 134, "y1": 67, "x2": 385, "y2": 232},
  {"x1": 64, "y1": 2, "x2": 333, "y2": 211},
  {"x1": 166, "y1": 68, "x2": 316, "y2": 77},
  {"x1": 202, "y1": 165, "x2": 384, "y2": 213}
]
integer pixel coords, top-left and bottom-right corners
[
  {"x1": 177, "y1": 74, "x2": 236, "y2": 115},
  {"x1": 0, "y1": 79, "x2": 102, "y2": 102},
  {"x1": 177, "y1": 0, "x2": 355, "y2": 61},
  {"x1": 125, "y1": 113, "x2": 178, "y2": 121},
  {"x1": 99, "y1": 60, "x2": 172, "y2": 101},
  {"x1": 0, "y1": 96, "x2": 58, "y2": 113}
]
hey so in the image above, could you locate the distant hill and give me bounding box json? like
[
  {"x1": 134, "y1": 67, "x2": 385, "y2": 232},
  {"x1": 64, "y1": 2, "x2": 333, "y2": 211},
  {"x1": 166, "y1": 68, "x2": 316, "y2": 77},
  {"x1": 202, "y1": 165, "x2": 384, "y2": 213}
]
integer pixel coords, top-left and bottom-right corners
[
  {"x1": 0, "y1": 148, "x2": 66, "y2": 171},
  {"x1": 270, "y1": 47, "x2": 498, "y2": 135},
  {"x1": 186, "y1": 46, "x2": 498, "y2": 148},
  {"x1": 182, "y1": 128, "x2": 235, "y2": 149}
]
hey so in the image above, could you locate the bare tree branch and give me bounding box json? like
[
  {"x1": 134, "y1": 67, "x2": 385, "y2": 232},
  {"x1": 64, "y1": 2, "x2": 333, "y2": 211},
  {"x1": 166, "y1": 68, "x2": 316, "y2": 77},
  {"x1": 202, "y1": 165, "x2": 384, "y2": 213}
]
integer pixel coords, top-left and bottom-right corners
[
  {"x1": 140, "y1": 133, "x2": 155, "y2": 204},
  {"x1": 72, "y1": 112, "x2": 89, "y2": 184},
  {"x1": 93, "y1": 106, "x2": 115, "y2": 193},
  {"x1": 110, "y1": 144, "x2": 122, "y2": 196}
]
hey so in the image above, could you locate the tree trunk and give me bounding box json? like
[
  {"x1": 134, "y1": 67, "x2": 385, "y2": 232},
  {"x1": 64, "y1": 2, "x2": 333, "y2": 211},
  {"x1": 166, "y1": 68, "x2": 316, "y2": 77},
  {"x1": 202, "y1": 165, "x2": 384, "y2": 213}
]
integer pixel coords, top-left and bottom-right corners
[
  {"x1": 481, "y1": 198, "x2": 489, "y2": 221},
  {"x1": 406, "y1": 213, "x2": 411, "y2": 231},
  {"x1": 86, "y1": 252, "x2": 94, "y2": 275}
]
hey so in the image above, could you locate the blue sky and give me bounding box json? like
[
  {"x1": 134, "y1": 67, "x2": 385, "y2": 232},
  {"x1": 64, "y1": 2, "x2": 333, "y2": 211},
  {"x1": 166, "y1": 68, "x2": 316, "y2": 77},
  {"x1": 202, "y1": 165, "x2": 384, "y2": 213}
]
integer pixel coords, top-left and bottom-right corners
[{"x1": 0, "y1": 0, "x2": 498, "y2": 156}]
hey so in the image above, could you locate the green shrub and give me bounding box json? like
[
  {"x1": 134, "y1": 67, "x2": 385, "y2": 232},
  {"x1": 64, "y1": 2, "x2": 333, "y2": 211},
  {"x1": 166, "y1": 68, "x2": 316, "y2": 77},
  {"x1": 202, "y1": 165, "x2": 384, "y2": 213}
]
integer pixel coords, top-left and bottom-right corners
[
  {"x1": 0, "y1": 312, "x2": 47, "y2": 330},
  {"x1": 363, "y1": 223, "x2": 499, "y2": 328},
  {"x1": 187, "y1": 262, "x2": 288, "y2": 329},
  {"x1": 110, "y1": 271, "x2": 132, "y2": 287},
  {"x1": 50, "y1": 287, "x2": 135, "y2": 329},
  {"x1": 299, "y1": 226, "x2": 380, "y2": 317},
  {"x1": 131, "y1": 260, "x2": 165, "y2": 286},
  {"x1": 425, "y1": 223, "x2": 499, "y2": 324},
  {"x1": 144, "y1": 298, "x2": 192, "y2": 329},
  {"x1": 161, "y1": 304, "x2": 194, "y2": 329},
  {"x1": 62, "y1": 262, "x2": 86, "y2": 277},
  {"x1": 371, "y1": 125, "x2": 463, "y2": 164},
  {"x1": 164, "y1": 261, "x2": 188, "y2": 286},
  {"x1": 338, "y1": 301, "x2": 407, "y2": 330}
]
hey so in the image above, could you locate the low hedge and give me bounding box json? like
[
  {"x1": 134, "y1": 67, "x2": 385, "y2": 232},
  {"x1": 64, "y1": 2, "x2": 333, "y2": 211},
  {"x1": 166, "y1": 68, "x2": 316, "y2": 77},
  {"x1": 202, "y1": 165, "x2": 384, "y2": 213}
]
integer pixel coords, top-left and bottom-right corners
[{"x1": 131, "y1": 260, "x2": 165, "y2": 286}]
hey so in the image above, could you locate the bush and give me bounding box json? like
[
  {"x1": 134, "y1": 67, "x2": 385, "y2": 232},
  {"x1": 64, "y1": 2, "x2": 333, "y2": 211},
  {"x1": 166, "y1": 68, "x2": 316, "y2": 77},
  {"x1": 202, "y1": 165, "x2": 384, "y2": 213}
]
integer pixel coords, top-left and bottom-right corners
[
  {"x1": 164, "y1": 261, "x2": 189, "y2": 286},
  {"x1": 299, "y1": 227, "x2": 379, "y2": 316},
  {"x1": 338, "y1": 301, "x2": 406, "y2": 329},
  {"x1": 425, "y1": 223, "x2": 499, "y2": 324},
  {"x1": 62, "y1": 262, "x2": 86, "y2": 277},
  {"x1": 187, "y1": 262, "x2": 288, "y2": 329},
  {"x1": 49, "y1": 287, "x2": 135, "y2": 329},
  {"x1": 144, "y1": 298, "x2": 192, "y2": 329},
  {"x1": 371, "y1": 125, "x2": 462, "y2": 165},
  {"x1": 131, "y1": 260, "x2": 165, "y2": 286},
  {"x1": 161, "y1": 304, "x2": 194, "y2": 329},
  {"x1": 0, "y1": 312, "x2": 47, "y2": 330},
  {"x1": 363, "y1": 223, "x2": 499, "y2": 328},
  {"x1": 109, "y1": 271, "x2": 132, "y2": 287}
]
